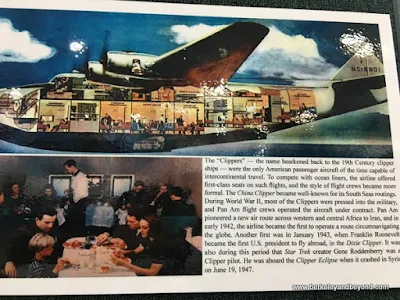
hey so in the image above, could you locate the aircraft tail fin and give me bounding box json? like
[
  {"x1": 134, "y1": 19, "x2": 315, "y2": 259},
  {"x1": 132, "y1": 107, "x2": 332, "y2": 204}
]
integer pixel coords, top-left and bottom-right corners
[
  {"x1": 327, "y1": 54, "x2": 387, "y2": 116},
  {"x1": 331, "y1": 54, "x2": 384, "y2": 81},
  {"x1": 148, "y1": 22, "x2": 269, "y2": 85}
]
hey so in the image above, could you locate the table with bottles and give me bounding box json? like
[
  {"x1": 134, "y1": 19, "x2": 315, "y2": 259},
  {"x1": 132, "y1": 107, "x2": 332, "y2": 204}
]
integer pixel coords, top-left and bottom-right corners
[{"x1": 58, "y1": 237, "x2": 136, "y2": 277}]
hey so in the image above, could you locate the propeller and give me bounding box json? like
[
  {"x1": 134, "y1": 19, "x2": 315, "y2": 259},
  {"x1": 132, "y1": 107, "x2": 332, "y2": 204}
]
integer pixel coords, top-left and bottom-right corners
[
  {"x1": 77, "y1": 31, "x2": 109, "y2": 78},
  {"x1": 100, "y1": 30, "x2": 111, "y2": 74},
  {"x1": 79, "y1": 46, "x2": 90, "y2": 75}
]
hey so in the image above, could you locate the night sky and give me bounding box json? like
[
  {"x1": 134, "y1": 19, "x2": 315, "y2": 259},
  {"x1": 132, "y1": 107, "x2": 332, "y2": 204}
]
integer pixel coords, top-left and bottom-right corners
[{"x1": 0, "y1": 8, "x2": 382, "y2": 88}]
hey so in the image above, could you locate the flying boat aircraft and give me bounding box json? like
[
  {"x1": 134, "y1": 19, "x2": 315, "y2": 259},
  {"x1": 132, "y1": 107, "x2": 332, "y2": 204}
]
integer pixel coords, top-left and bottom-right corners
[
  {"x1": 0, "y1": 21, "x2": 389, "y2": 153},
  {"x1": 86, "y1": 22, "x2": 270, "y2": 91}
]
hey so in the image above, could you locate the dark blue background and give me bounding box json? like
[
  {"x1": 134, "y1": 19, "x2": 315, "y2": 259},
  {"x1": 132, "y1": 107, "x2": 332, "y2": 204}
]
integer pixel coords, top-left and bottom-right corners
[{"x1": 0, "y1": 8, "x2": 380, "y2": 87}]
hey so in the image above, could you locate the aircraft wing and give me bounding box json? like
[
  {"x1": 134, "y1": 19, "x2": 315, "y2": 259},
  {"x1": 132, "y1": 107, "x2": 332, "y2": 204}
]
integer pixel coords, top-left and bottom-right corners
[{"x1": 148, "y1": 22, "x2": 269, "y2": 85}]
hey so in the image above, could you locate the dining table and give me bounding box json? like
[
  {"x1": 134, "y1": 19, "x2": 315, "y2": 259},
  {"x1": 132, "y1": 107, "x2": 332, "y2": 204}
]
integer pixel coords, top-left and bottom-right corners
[{"x1": 58, "y1": 237, "x2": 136, "y2": 278}]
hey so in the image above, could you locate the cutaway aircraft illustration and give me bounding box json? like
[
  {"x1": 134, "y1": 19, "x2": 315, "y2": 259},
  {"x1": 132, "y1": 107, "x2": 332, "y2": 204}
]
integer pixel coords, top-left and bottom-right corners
[{"x1": 0, "y1": 21, "x2": 389, "y2": 153}]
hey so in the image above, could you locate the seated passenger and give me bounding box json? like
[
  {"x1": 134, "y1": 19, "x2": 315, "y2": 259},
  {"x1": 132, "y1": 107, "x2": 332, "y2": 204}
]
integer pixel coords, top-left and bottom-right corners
[
  {"x1": 4, "y1": 182, "x2": 31, "y2": 228},
  {"x1": 96, "y1": 209, "x2": 142, "y2": 250},
  {"x1": 0, "y1": 205, "x2": 61, "y2": 278},
  {"x1": 111, "y1": 215, "x2": 173, "y2": 276},
  {"x1": 35, "y1": 184, "x2": 65, "y2": 227},
  {"x1": 149, "y1": 183, "x2": 170, "y2": 216},
  {"x1": 162, "y1": 187, "x2": 187, "y2": 217},
  {"x1": 112, "y1": 214, "x2": 162, "y2": 257},
  {"x1": 16, "y1": 233, "x2": 67, "y2": 278},
  {"x1": 36, "y1": 184, "x2": 59, "y2": 207},
  {"x1": 117, "y1": 180, "x2": 151, "y2": 217}
]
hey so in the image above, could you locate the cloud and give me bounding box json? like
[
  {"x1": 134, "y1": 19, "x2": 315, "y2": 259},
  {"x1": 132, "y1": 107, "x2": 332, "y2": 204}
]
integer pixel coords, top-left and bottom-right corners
[
  {"x1": 239, "y1": 48, "x2": 338, "y2": 80},
  {"x1": 254, "y1": 26, "x2": 320, "y2": 58},
  {"x1": 0, "y1": 18, "x2": 56, "y2": 63},
  {"x1": 167, "y1": 23, "x2": 338, "y2": 84},
  {"x1": 169, "y1": 23, "x2": 226, "y2": 45},
  {"x1": 239, "y1": 26, "x2": 339, "y2": 83}
]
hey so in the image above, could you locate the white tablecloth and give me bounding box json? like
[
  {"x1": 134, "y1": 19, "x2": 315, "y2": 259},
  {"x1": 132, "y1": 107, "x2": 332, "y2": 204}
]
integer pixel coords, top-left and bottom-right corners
[{"x1": 58, "y1": 238, "x2": 136, "y2": 278}]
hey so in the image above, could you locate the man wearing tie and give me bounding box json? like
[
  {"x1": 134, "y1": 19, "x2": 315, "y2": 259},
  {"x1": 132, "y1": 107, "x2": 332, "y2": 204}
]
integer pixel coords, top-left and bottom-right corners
[{"x1": 63, "y1": 160, "x2": 89, "y2": 237}]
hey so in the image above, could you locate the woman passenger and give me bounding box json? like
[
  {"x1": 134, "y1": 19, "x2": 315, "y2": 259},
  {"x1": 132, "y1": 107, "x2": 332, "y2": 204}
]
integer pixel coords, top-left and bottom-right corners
[
  {"x1": 111, "y1": 215, "x2": 172, "y2": 276},
  {"x1": 113, "y1": 215, "x2": 162, "y2": 257}
]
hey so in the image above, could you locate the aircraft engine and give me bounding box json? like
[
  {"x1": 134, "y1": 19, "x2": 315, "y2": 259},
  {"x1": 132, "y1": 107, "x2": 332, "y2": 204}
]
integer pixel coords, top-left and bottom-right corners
[
  {"x1": 88, "y1": 61, "x2": 104, "y2": 76},
  {"x1": 106, "y1": 51, "x2": 135, "y2": 69}
]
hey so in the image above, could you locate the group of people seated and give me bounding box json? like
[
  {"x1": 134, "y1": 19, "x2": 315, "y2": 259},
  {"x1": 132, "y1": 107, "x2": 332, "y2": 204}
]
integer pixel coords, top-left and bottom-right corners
[
  {"x1": 0, "y1": 183, "x2": 60, "y2": 230},
  {"x1": 175, "y1": 115, "x2": 205, "y2": 135},
  {"x1": 0, "y1": 180, "x2": 200, "y2": 278},
  {"x1": 134, "y1": 119, "x2": 163, "y2": 134},
  {"x1": 130, "y1": 117, "x2": 204, "y2": 135},
  {"x1": 96, "y1": 210, "x2": 191, "y2": 276},
  {"x1": 38, "y1": 118, "x2": 70, "y2": 132}
]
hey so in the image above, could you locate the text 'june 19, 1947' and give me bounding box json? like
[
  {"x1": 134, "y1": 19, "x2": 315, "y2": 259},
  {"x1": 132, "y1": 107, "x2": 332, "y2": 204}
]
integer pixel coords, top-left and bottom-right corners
[{"x1": 203, "y1": 157, "x2": 399, "y2": 274}]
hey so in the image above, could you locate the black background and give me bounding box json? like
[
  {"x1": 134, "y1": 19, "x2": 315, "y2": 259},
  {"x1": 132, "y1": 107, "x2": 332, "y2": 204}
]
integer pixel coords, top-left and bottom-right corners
[{"x1": 3, "y1": 0, "x2": 400, "y2": 299}]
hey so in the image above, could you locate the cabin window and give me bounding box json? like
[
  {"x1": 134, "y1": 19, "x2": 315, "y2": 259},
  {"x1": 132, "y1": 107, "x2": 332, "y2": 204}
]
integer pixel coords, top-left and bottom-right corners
[
  {"x1": 110, "y1": 175, "x2": 135, "y2": 197},
  {"x1": 49, "y1": 175, "x2": 72, "y2": 197},
  {"x1": 49, "y1": 174, "x2": 104, "y2": 198},
  {"x1": 87, "y1": 175, "x2": 104, "y2": 198}
]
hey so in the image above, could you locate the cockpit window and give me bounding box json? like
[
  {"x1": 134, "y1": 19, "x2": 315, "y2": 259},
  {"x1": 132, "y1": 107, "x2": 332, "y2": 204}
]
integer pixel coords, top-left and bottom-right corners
[
  {"x1": 131, "y1": 59, "x2": 143, "y2": 75},
  {"x1": 52, "y1": 77, "x2": 71, "y2": 92}
]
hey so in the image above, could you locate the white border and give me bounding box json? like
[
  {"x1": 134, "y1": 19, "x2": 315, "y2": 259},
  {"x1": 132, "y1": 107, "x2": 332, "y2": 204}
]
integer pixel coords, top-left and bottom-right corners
[
  {"x1": 0, "y1": 0, "x2": 400, "y2": 295},
  {"x1": 0, "y1": 0, "x2": 391, "y2": 23}
]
